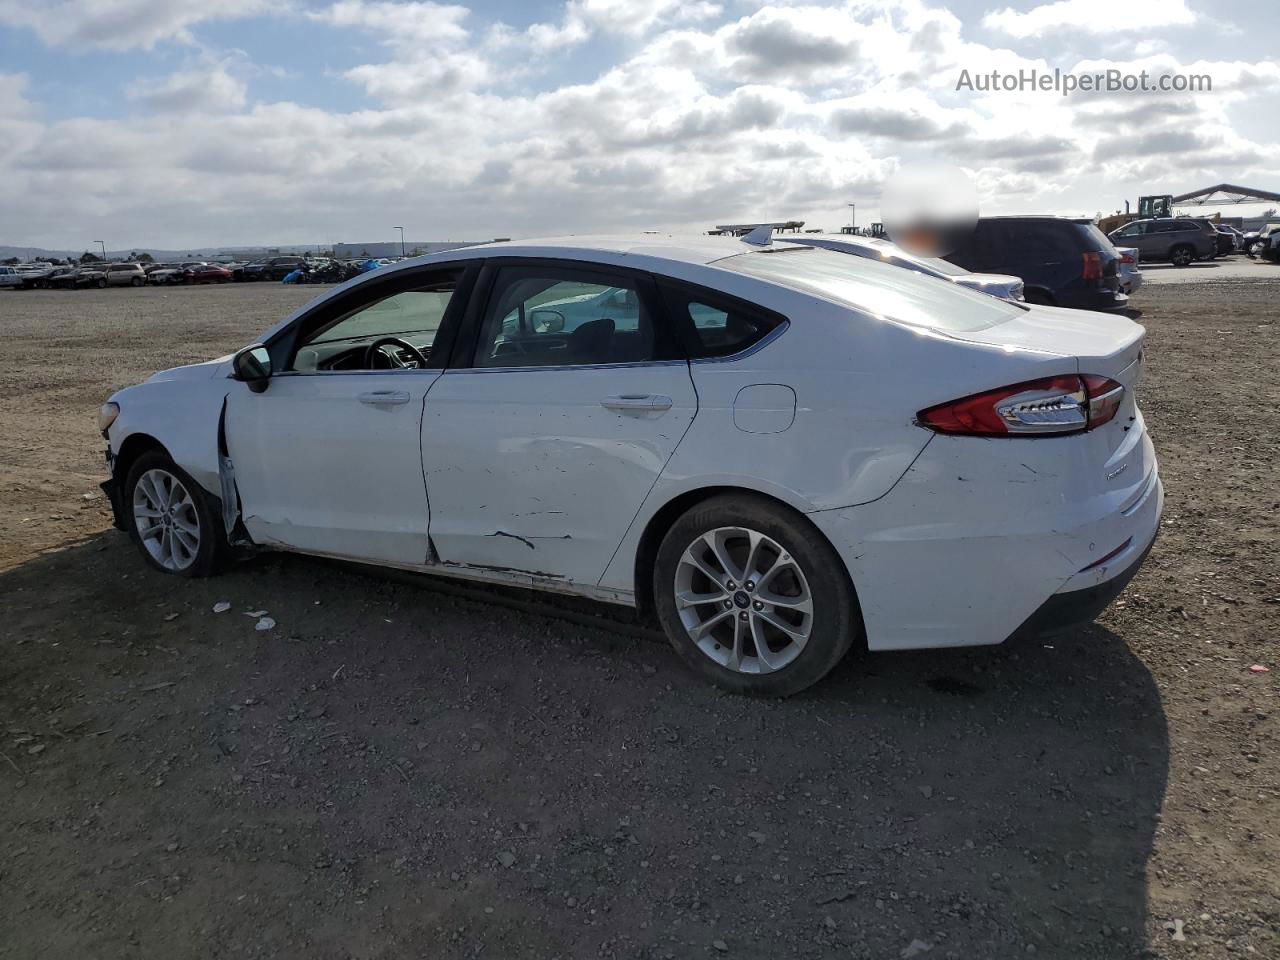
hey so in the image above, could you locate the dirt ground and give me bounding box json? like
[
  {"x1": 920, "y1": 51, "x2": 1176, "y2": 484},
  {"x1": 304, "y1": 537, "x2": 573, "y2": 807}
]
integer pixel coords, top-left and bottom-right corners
[{"x1": 1, "y1": 278, "x2": 1276, "y2": 959}]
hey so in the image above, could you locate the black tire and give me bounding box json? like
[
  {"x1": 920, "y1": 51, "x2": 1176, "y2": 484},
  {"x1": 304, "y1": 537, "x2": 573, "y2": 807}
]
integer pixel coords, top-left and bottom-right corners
[
  {"x1": 123, "y1": 450, "x2": 226, "y2": 578},
  {"x1": 1169, "y1": 245, "x2": 1194, "y2": 267},
  {"x1": 653, "y1": 493, "x2": 859, "y2": 697},
  {"x1": 96, "y1": 278, "x2": 107, "y2": 288},
  {"x1": 131, "y1": 276, "x2": 144, "y2": 286}
]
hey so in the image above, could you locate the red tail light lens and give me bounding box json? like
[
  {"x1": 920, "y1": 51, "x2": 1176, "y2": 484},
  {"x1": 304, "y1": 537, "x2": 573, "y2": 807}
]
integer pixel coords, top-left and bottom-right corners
[
  {"x1": 1120, "y1": 252, "x2": 1135, "y2": 264},
  {"x1": 1082, "y1": 374, "x2": 1124, "y2": 426},
  {"x1": 1082, "y1": 251, "x2": 1103, "y2": 280},
  {"x1": 918, "y1": 375, "x2": 1125, "y2": 437}
]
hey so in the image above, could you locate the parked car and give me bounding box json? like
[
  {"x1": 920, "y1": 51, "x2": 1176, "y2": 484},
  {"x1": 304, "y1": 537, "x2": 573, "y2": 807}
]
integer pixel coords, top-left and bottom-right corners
[
  {"x1": 1260, "y1": 232, "x2": 1280, "y2": 264},
  {"x1": 945, "y1": 217, "x2": 1128, "y2": 311},
  {"x1": 146, "y1": 263, "x2": 184, "y2": 284},
  {"x1": 98, "y1": 235, "x2": 1161, "y2": 697},
  {"x1": 1107, "y1": 217, "x2": 1219, "y2": 266},
  {"x1": 1245, "y1": 224, "x2": 1280, "y2": 258},
  {"x1": 1215, "y1": 224, "x2": 1244, "y2": 252},
  {"x1": 14, "y1": 263, "x2": 59, "y2": 289},
  {"x1": 0, "y1": 265, "x2": 24, "y2": 289},
  {"x1": 1209, "y1": 226, "x2": 1235, "y2": 258},
  {"x1": 182, "y1": 263, "x2": 233, "y2": 284},
  {"x1": 105, "y1": 263, "x2": 147, "y2": 287},
  {"x1": 1116, "y1": 247, "x2": 1143, "y2": 295},
  {"x1": 48, "y1": 266, "x2": 107, "y2": 289},
  {"x1": 783, "y1": 234, "x2": 1025, "y2": 301},
  {"x1": 240, "y1": 256, "x2": 308, "y2": 282}
]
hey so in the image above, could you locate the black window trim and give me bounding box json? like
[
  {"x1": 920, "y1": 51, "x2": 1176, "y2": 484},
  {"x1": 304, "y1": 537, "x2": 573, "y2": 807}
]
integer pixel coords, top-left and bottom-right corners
[
  {"x1": 446, "y1": 256, "x2": 684, "y2": 372},
  {"x1": 265, "y1": 261, "x2": 480, "y2": 376}
]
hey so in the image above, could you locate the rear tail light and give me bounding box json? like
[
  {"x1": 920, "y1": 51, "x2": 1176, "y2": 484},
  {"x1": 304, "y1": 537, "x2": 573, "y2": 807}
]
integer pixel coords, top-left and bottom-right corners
[
  {"x1": 1082, "y1": 251, "x2": 1102, "y2": 280},
  {"x1": 918, "y1": 375, "x2": 1125, "y2": 436},
  {"x1": 1120, "y1": 252, "x2": 1135, "y2": 264}
]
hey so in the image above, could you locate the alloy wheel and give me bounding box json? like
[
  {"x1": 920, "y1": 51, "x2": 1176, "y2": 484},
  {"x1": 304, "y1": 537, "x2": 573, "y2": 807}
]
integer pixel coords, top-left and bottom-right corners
[
  {"x1": 132, "y1": 468, "x2": 201, "y2": 571},
  {"x1": 673, "y1": 526, "x2": 814, "y2": 674}
]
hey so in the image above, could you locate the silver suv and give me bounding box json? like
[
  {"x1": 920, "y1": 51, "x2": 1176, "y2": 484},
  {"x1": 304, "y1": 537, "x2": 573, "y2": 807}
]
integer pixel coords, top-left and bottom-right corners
[{"x1": 1107, "y1": 218, "x2": 1218, "y2": 267}]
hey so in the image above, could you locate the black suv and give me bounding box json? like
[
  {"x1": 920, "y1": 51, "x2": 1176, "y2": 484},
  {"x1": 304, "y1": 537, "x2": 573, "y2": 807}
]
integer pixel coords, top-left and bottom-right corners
[
  {"x1": 240, "y1": 256, "x2": 308, "y2": 282},
  {"x1": 944, "y1": 216, "x2": 1127, "y2": 313}
]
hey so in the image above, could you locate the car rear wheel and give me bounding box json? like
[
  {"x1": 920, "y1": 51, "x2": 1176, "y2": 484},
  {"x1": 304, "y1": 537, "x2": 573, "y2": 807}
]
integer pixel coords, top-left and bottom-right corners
[
  {"x1": 95, "y1": 278, "x2": 107, "y2": 288},
  {"x1": 1169, "y1": 245, "x2": 1194, "y2": 267},
  {"x1": 653, "y1": 494, "x2": 859, "y2": 697},
  {"x1": 124, "y1": 451, "x2": 225, "y2": 578},
  {"x1": 131, "y1": 276, "x2": 143, "y2": 286}
]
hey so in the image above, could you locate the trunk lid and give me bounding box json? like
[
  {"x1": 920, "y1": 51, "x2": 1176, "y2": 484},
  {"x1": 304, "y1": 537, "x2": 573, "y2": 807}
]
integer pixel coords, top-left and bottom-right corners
[{"x1": 939, "y1": 304, "x2": 1144, "y2": 380}]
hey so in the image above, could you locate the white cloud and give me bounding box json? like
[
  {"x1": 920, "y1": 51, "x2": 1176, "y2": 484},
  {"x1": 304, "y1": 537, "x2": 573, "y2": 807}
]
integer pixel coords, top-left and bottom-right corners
[
  {"x1": 310, "y1": 0, "x2": 472, "y2": 48},
  {"x1": 0, "y1": 0, "x2": 273, "y2": 51},
  {"x1": 982, "y1": 0, "x2": 1196, "y2": 38},
  {"x1": 127, "y1": 66, "x2": 248, "y2": 113},
  {"x1": 0, "y1": 0, "x2": 1276, "y2": 248}
]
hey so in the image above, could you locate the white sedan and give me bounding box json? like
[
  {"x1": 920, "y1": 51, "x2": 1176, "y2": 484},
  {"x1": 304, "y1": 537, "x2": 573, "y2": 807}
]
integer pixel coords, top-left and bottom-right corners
[{"x1": 98, "y1": 234, "x2": 1162, "y2": 696}]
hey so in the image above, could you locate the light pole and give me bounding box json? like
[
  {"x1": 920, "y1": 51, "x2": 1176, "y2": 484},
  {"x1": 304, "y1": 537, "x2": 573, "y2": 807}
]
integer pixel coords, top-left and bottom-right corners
[
  {"x1": 394, "y1": 226, "x2": 405, "y2": 258},
  {"x1": 846, "y1": 203, "x2": 856, "y2": 232},
  {"x1": 94, "y1": 240, "x2": 106, "y2": 261}
]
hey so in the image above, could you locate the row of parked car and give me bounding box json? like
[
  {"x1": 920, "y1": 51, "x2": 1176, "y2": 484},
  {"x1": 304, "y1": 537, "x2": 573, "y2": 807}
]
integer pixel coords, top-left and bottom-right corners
[{"x1": 0, "y1": 254, "x2": 409, "y2": 291}]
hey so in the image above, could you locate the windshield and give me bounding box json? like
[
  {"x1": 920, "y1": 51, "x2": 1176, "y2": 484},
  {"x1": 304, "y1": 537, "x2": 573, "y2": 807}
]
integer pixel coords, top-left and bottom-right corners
[{"x1": 718, "y1": 247, "x2": 1022, "y2": 333}]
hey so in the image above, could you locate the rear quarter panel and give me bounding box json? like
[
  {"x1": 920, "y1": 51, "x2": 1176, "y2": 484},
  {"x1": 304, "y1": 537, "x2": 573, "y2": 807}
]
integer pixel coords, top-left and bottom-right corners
[{"x1": 598, "y1": 264, "x2": 1085, "y2": 593}]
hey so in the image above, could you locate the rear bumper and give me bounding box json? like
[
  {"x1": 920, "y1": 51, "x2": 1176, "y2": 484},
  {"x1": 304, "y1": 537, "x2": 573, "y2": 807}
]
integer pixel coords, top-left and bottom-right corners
[
  {"x1": 810, "y1": 430, "x2": 1163, "y2": 652},
  {"x1": 1061, "y1": 288, "x2": 1130, "y2": 313},
  {"x1": 1008, "y1": 520, "x2": 1157, "y2": 641}
]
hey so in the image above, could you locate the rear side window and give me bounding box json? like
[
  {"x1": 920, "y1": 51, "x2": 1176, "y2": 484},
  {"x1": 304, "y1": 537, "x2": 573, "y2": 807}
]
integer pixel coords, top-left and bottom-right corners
[{"x1": 660, "y1": 284, "x2": 782, "y2": 359}]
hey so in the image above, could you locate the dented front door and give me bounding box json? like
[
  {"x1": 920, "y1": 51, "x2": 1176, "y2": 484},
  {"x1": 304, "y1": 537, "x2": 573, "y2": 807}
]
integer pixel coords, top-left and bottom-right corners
[{"x1": 225, "y1": 371, "x2": 438, "y2": 565}]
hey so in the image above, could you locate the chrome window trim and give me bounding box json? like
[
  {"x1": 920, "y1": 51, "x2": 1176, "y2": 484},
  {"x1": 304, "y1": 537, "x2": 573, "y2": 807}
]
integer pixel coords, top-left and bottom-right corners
[
  {"x1": 442, "y1": 358, "x2": 690, "y2": 375},
  {"x1": 690, "y1": 319, "x2": 789, "y2": 365}
]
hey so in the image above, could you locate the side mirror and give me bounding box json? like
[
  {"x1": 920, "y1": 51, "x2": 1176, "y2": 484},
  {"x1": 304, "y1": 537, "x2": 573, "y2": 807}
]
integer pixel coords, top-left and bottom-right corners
[
  {"x1": 529, "y1": 308, "x2": 566, "y2": 334},
  {"x1": 232, "y1": 345, "x2": 272, "y2": 393}
]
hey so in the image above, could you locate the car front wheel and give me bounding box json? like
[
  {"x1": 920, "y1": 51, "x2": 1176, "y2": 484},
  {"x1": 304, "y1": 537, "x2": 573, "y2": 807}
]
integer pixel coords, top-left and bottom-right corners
[
  {"x1": 1169, "y1": 245, "x2": 1194, "y2": 267},
  {"x1": 653, "y1": 494, "x2": 859, "y2": 697},
  {"x1": 124, "y1": 451, "x2": 225, "y2": 577}
]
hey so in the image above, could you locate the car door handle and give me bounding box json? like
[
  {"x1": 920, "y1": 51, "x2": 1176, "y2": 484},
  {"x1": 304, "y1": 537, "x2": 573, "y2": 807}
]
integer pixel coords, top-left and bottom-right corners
[
  {"x1": 358, "y1": 390, "x2": 411, "y2": 406},
  {"x1": 601, "y1": 394, "x2": 673, "y2": 412}
]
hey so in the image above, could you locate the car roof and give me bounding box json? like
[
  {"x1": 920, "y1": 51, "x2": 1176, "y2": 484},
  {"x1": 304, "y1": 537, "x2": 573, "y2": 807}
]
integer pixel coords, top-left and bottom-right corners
[
  {"x1": 256, "y1": 233, "x2": 821, "y2": 343},
  {"x1": 438, "y1": 233, "x2": 780, "y2": 267}
]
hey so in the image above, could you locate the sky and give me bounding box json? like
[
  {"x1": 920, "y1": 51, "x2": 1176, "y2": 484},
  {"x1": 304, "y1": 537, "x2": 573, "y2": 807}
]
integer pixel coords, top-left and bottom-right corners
[{"x1": 0, "y1": 0, "x2": 1277, "y2": 250}]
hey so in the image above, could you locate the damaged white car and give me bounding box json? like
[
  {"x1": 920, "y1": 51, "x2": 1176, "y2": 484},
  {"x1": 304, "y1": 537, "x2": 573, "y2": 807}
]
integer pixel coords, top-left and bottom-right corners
[{"x1": 99, "y1": 234, "x2": 1162, "y2": 696}]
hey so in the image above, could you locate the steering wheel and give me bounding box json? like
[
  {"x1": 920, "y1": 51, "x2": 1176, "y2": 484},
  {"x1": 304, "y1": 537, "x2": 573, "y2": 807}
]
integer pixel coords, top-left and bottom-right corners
[{"x1": 365, "y1": 337, "x2": 428, "y2": 369}]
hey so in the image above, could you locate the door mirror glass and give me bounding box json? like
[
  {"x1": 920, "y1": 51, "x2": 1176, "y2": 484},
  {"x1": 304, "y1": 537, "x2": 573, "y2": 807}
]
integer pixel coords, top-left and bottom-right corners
[
  {"x1": 529, "y1": 308, "x2": 566, "y2": 334},
  {"x1": 232, "y1": 345, "x2": 272, "y2": 392}
]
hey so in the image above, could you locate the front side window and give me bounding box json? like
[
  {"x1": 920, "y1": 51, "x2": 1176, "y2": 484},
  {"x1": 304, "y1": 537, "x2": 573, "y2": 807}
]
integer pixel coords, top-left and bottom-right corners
[
  {"x1": 474, "y1": 268, "x2": 655, "y2": 368},
  {"x1": 290, "y1": 273, "x2": 459, "y2": 371}
]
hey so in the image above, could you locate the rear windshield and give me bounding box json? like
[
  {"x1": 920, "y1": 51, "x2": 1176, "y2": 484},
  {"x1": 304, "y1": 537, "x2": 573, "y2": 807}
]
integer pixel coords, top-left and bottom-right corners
[
  {"x1": 1077, "y1": 223, "x2": 1115, "y2": 250},
  {"x1": 717, "y1": 247, "x2": 1023, "y2": 333}
]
